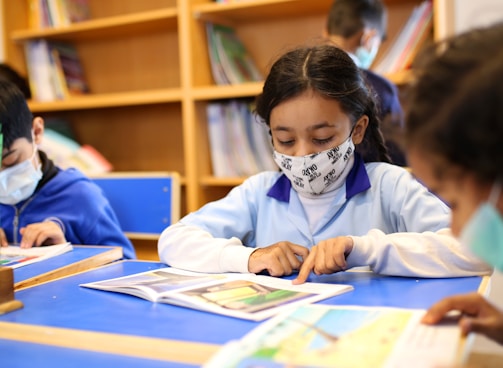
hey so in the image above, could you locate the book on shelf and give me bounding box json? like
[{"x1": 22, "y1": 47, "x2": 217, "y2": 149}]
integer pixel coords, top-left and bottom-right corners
[
  {"x1": 225, "y1": 100, "x2": 260, "y2": 176},
  {"x1": 24, "y1": 40, "x2": 89, "y2": 101},
  {"x1": 204, "y1": 304, "x2": 464, "y2": 368},
  {"x1": 80, "y1": 267, "x2": 353, "y2": 321},
  {"x1": 374, "y1": 0, "x2": 433, "y2": 75},
  {"x1": 244, "y1": 101, "x2": 278, "y2": 173},
  {"x1": 205, "y1": 23, "x2": 231, "y2": 85},
  {"x1": 206, "y1": 22, "x2": 263, "y2": 85},
  {"x1": 24, "y1": 39, "x2": 57, "y2": 101},
  {"x1": 206, "y1": 100, "x2": 277, "y2": 177},
  {"x1": 0, "y1": 243, "x2": 73, "y2": 269},
  {"x1": 40, "y1": 128, "x2": 113, "y2": 175},
  {"x1": 29, "y1": 0, "x2": 91, "y2": 29},
  {"x1": 206, "y1": 102, "x2": 234, "y2": 177},
  {"x1": 50, "y1": 41, "x2": 89, "y2": 95}
]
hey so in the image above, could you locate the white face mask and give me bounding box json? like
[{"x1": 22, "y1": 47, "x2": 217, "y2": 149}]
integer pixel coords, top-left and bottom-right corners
[
  {"x1": 273, "y1": 137, "x2": 355, "y2": 195},
  {"x1": 0, "y1": 144, "x2": 43, "y2": 205}
]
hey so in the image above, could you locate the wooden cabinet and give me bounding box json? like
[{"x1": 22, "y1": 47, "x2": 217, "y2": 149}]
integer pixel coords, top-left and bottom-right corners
[{"x1": 1, "y1": 0, "x2": 434, "y2": 216}]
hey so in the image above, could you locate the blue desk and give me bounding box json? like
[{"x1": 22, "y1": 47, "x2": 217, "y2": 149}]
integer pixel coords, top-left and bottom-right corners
[
  {"x1": 0, "y1": 338, "x2": 195, "y2": 368},
  {"x1": 13, "y1": 245, "x2": 123, "y2": 290},
  {"x1": 0, "y1": 261, "x2": 487, "y2": 366}
]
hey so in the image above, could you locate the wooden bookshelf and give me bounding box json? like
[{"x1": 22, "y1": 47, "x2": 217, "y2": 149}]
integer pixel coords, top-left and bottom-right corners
[{"x1": 1, "y1": 0, "x2": 437, "y2": 221}]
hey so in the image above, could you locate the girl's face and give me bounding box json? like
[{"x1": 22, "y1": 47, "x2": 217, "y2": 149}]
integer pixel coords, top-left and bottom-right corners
[
  {"x1": 408, "y1": 147, "x2": 497, "y2": 237},
  {"x1": 270, "y1": 90, "x2": 368, "y2": 156}
]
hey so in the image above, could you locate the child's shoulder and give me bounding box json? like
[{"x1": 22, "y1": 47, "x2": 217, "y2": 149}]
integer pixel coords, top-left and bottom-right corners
[
  {"x1": 364, "y1": 162, "x2": 415, "y2": 186},
  {"x1": 243, "y1": 170, "x2": 282, "y2": 185},
  {"x1": 236, "y1": 170, "x2": 283, "y2": 195},
  {"x1": 43, "y1": 168, "x2": 101, "y2": 197}
]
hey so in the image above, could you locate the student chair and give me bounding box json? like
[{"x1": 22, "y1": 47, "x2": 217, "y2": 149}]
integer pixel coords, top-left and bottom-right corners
[{"x1": 91, "y1": 172, "x2": 180, "y2": 240}]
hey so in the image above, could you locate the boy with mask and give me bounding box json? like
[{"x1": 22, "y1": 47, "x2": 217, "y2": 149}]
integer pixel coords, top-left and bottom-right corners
[
  {"x1": 324, "y1": 0, "x2": 405, "y2": 166},
  {"x1": 0, "y1": 80, "x2": 135, "y2": 259}
]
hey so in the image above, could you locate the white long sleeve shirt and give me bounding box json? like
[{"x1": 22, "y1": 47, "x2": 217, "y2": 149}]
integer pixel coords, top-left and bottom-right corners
[{"x1": 158, "y1": 155, "x2": 491, "y2": 277}]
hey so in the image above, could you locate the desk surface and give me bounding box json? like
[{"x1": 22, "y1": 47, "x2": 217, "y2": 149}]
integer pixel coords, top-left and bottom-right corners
[
  {"x1": 0, "y1": 337, "x2": 196, "y2": 368},
  {"x1": 13, "y1": 245, "x2": 123, "y2": 290},
  {"x1": 1, "y1": 260, "x2": 487, "y2": 366}
]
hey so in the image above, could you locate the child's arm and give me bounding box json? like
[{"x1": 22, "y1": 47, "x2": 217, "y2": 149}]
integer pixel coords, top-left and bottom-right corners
[{"x1": 158, "y1": 222, "x2": 255, "y2": 273}]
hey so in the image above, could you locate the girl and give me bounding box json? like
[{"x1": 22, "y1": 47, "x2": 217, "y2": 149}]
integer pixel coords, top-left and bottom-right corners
[
  {"x1": 405, "y1": 24, "x2": 503, "y2": 344},
  {"x1": 158, "y1": 43, "x2": 490, "y2": 281}
]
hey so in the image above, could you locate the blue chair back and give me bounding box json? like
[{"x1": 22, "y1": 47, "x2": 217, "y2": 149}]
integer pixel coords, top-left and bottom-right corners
[{"x1": 91, "y1": 172, "x2": 180, "y2": 239}]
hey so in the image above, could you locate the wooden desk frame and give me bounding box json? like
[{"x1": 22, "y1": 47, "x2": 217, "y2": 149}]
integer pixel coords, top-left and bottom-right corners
[{"x1": 14, "y1": 246, "x2": 122, "y2": 291}]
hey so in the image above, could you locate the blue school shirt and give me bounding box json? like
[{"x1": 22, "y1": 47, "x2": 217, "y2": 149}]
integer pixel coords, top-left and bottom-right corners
[{"x1": 160, "y1": 154, "x2": 490, "y2": 276}]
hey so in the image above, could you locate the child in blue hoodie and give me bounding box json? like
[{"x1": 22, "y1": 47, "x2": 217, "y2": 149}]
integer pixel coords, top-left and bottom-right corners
[{"x1": 0, "y1": 80, "x2": 135, "y2": 259}]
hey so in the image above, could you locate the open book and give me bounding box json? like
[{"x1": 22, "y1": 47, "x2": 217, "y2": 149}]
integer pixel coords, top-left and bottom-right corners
[
  {"x1": 0, "y1": 243, "x2": 73, "y2": 269},
  {"x1": 204, "y1": 304, "x2": 464, "y2": 367},
  {"x1": 80, "y1": 268, "x2": 353, "y2": 321}
]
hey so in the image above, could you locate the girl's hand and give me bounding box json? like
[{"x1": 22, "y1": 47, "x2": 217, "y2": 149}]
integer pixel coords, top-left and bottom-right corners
[
  {"x1": 19, "y1": 221, "x2": 67, "y2": 248},
  {"x1": 0, "y1": 228, "x2": 8, "y2": 247},
  {"x1": 248, "y1": 241, "x2": 309, "y2": 276},
  {"x1": 422, "y1": 292, "x2": 503, "y2": 345},
  {"x1": 293, "y1": 236, "x2": 354, "y2": 284}
]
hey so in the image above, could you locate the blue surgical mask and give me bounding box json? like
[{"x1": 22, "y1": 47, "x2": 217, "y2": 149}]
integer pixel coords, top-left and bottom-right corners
[
  {"x1": 459, "y1": 182, "x2": 503, "y2": 271},
  {"x1": 354, "y1": 39, "x2": 379, "y2": 70}
]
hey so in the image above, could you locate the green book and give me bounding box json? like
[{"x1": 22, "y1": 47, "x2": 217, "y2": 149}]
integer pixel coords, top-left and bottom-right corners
[{"x1": 211, "y1": 23, "x2": 263, "y2": 84}]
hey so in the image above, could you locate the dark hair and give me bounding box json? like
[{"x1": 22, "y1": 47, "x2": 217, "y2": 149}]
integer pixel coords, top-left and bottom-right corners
[
  {"x1": 326, "y1": 0, "x2": 387, "y2": 39},
  {"x1": 0, "y1": 64, "x2": 31, "y2": 99},
  {"x1": 255, "y1": 43, "x2": 390, "y2": 163},
  {"x1": 406, "y1": 23, "x2": 503, "y2": 183},
  {"x1": 0, "y1": 80, "x2": 34, "y2": 149}
]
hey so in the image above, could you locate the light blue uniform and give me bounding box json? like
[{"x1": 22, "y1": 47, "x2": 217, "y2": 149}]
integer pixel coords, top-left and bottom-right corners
[{"x1": 159, "y1": 155, "x2": 490, "y2": 277}]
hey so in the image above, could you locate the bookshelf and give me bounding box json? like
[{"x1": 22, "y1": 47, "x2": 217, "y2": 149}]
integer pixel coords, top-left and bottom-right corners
[{"x1": 2, "y1": 0, "x2": 439, "y2": 221}]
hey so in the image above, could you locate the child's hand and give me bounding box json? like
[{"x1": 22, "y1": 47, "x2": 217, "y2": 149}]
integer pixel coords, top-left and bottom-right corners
[
  {"x1": 293, "y1": 236, "x2": 354, "y2": 284},
  {"x1": 0, "y1": 228, "x2": 8, "y2": 247},
  {"x1": 422, "y1": 292, "x2": 503, "y2": 344},
  {"x1": 19, "y1": 221, "x2": 67, "y2": 248},
  {"x1": 248, "y1": 241, "x2": 309, "y2": 276}
]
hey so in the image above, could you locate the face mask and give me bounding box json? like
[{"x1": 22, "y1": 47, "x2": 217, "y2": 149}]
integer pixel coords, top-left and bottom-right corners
[
  {"x1": 0, "y1": 145, "x2": 43, "y2": 205},
  {"x1": 354, "y1": 38, "x2": 379, "y2": 70},
  {"x1": 459, "y1": 182, "x2": 503, "y2": 271},
  {"x1": 273, "y1": 137, "x2": 355, "y2": 195}
]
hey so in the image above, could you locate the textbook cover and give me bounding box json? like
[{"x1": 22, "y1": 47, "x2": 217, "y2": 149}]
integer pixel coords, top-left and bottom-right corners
[
  {"x1": 0, "y1": 243, "x2": 73, "y2": 269},
  {"x1": 204, "y1": 304, "x2": 464, "y2": 367},
  {"x1": 80, "y1": 267, "x2": 353, "y2": 321}
]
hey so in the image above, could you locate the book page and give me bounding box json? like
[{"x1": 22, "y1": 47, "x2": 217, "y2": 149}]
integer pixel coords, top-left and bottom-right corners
[
  {"x1": 80, "y1": 268, "x2": 353, "y2": 321},
  {"x1": 0, "y1": 242, "x2": 73, "y2": 268},
  {"x1": 204, "y1": 304, "x2": 462, "y2": 367}
]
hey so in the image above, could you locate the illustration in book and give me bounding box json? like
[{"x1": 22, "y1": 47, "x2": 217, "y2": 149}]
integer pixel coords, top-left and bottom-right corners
[
  {"x1": 80, "y1": 268, "x2": 353, "y2": 321},
  {"x1": 204, "y1": 304, "x2": 463, "y2": 368},
  {"x1": 0, "y1": 243, "x2": 73, "y2": 269}
]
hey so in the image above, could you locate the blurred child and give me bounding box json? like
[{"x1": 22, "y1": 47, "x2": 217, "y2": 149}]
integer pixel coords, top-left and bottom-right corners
[
  {"x1": 324, "y1": 0, "x2": 405, "y2": 165},
  {"x1": 405, "y1": 23, "x2": 503, "y2": 344}
]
